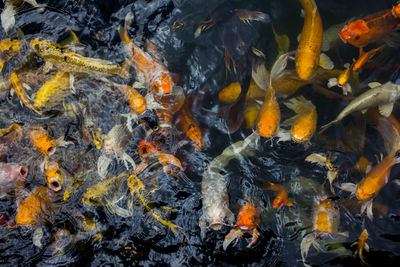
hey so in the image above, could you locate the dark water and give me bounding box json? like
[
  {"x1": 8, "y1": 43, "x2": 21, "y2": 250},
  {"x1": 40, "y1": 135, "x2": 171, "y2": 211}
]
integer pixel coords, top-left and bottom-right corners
[{"x1": 1, "y1": 0, "x2": 400, "y2": 266}]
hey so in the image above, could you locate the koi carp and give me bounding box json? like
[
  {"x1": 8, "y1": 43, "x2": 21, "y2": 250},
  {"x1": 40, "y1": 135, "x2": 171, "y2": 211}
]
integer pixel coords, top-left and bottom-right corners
[
  {"x1": 295, "y1": 0, "x2": 323, "y2": 80},
  {"x1": 119, "y1": 13, "x2": 174, "y2": 95},
  {"x1": 339, "y1": 5, "x2": 400, "y2": 48},
  {"x1": 320, "y1": 81, "x2": 400, "y2": 133},
  {"x1": 33, "y1": 71, "x2": 72, "y2": 109},
  {"x1": 352, "y1": 229, "x2": 369, "y2": 265},
  {"x1": 353, "y1": 45, "x2": 385, "y2": 72},
  {"x1": 281, "y1": 96, "x2": 317, "y2": 143},
  {"x1": 263, "y1": 180, "x2": 294, "y2": 209},
  {"x1": 45, "y1": 161, "x2": 65, "y2": 192},
  {"x1": 0, "y1": 38, "x2": 21, "y2": 71},
  {"x1": 10, "y1": 72, "x2": 42, "y2": 115},
  {"x1": 223, "y1": 201, "x2": 260, "y2": 250},
  {"x1": 30, "y1": 38, "x2": 129, "y2": 79}
]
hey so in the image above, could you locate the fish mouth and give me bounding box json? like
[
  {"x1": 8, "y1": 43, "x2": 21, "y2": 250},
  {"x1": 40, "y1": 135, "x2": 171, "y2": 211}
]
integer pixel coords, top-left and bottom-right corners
[
  {"x1": 48, "y1": 177, "x2": 62, "y2": 192},
  {"x1": 19, "y1": 166, "x2": 28, "y2": 178}
]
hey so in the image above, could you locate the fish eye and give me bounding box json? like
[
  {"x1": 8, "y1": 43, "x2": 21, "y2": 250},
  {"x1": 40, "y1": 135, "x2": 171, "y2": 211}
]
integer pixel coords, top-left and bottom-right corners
[{"x1": 355, "y1": 35, "x2": 360, "y2": 40}]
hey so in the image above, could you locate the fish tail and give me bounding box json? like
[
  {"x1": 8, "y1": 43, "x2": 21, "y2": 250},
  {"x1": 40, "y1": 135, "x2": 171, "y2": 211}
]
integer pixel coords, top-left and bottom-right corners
[
  {"x1": 284, "y1": 96, "x2": 314, "y2": 115},
  {"x1": 318, "y1": 120, "x2": 337, "y2": 134},
  {"x1": 234, "y1": 9, "x2": 270, "y2": 24}
]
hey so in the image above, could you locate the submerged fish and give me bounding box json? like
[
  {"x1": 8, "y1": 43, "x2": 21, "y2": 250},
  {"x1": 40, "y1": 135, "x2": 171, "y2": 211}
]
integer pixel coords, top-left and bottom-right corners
[
  {"x1": 352, "y1": 229, "x2": 369, "y2": 265},
  {"x1": 0, "y1": 162, "x2": 28, "y2": 197},
  {"x1": 352, "y1": 45, "x2": 385, "y2": 72},
  {"x1": 45, "y1": 161, "x2": 65, "y2": 192},
  {"x1": 320, "y1": 81, "x2": 400, "y2": 133},
  {"x1": 295, "y1": 0, "x2": 323, "y2": 80},
  {"x1": 282, "y1": 96, "x2": 317, "y2": 143},
  {"x1": 0, "y1": 38, "x2": 21, "y2": 71},
  {"x1": 1, "y1": 0, "x2": 45, "y2": 33},
  {"x1": 223, "y1": 201, "x2": 260, "y2": 250},
  {"x1": 10, "y1": 72, "x2": 42, "y2": 115},
  {"x1": 199, "y1": 132, "x2": 260, "y2": 238},
  {"x1": 30, "y1": 38, "x2": 129, "y2": 78},
  {"x1": 263, "y1": 180, "x2": 294, "y2": 208},
  {"x1": 339, "y1": 6, "x2": 400, "y2": 48},
  {"x1": 33, "y1": 71, "x2": 72, "y2": 109}
]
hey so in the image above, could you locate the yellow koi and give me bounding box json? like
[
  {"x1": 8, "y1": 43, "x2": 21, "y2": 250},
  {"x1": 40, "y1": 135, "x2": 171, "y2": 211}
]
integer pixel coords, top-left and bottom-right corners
[
  {"x1": 30, "y1": 38, "x2": 129, "y2": 78},
  {"x1": 10, "y1": 72, "x2": 42, "y2": 115},
  {"x1": 33, "y1": 71, "x2": 71, "y2": 109}
]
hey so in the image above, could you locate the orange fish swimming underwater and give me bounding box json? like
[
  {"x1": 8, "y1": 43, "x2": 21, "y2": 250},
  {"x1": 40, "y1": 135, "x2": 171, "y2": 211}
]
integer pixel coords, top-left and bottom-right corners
[
  {"x1": 339, "y1": 5, "x2": 400, "y2": 48},
  {"x1": 295, "y1": 0, "x2": 323, "y2": 80},
  {"x1": 223, "y1": 201, "x2": 260, "y2": 250},
  {"x1": 120, "y1": 12, "x2": 175, "y2": 95},
  {"x1": 263, "y1": 180, "x2": 294, "y2": 208}
]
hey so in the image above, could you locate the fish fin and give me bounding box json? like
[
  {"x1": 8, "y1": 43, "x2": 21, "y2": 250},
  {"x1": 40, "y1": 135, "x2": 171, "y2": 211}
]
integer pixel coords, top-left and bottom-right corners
[
  {"x1": 378, "y1": 103, "x2": 394, "y2": 117},
  {"x1": 342, "y1": 83, "x2": 352, "y2": 96},
  {"x1": 234, "y1": 9, "x2": 269, "y2": 24},
  {"x1": 368, "y1": 82, "x2": 381, "y2": 88},
  {"x1": 24, "y1": 0, "x2": 46, "y2": 11},
  {"x1": 344, "y1": 63, "x2": 350, "y2": 68},
  {"x1": 319, "y1": 53, "x2": 334, "y2": 70},
  {"x1": 252, "y1": 61, "x2": 269, "y2": 90},
  {"x1": 224, "y1": 49, "x2": 236, "y2": 73},
  {"x1": 328, "y1": 170, "x2": 338, "y2": 194},
  {"x1": 284, "y1": 96, "x2": 314, "y2": 114},
  {"x1": 300, "y1": 234, "x2": 315, "y2": 265},
  {"x1": 223, "y1": 228, "x2": 243, "y2": 251},
  {"x1": 351, "y1": 241, "x2": 358, "y2": 247},
  {"x1": 327, "y1": 77, "x2": 338, "y2": 88},
  {"x1": 337, "y1": 182, "x2": 356, "y2": 193},
  {"x1": 275, "y1": 128, "x2": 291, "y2": 143},
  {"x1": 22, "y1": 83, "x2": 32, "y2": 93},
  {"x1": 366, "y1": 200, "x2": 373, "y2": 220},
  {"x1": 194, "y1": 19, "x2": 215, "y2": 38},
  {"x1": 384, "y1": 30, "x2": 400, "y2": 48},
  {"x1": 272, "y1": 24, "x2": 290, "y2": 57},
  {"x1": 321, "y1": 35, "x2": 330, "y2": 52},
  {"x1": 305, "y1": 153, "x2": 327, "y2": 167},
  {"x1": 43, "y1": 62, "x2": 54, "y2": 74},
  {"x1": 297, "y1": 33, "x2": 301, "y2": 43},
  {"x1": 252, "y1": 47, "x2": 266, "y2": 58},
  {"x1": 97, "y1": 155, "x2": 113, "y2": 179},
  {"x1": 270, "y1": 52, "x2": 290, "y2": 83},
  {"x1": 319, "y1": 120, "x2": 338, "y2": 134},
  {"x1": 32, "y1": 227, "x2": 44, "y2": 248},
  {"x1": 365, "y1": 243, "x2": 370, "y2": 252},
  {"x1": 300, "y1": 9, "x2": 305, "y2": 18},
  {"x1": 1, "y1": 3, "x2": 16, "y2": 33},
  {"x1": 281, "y1": 115, "x2": 300, "y2": 127}
]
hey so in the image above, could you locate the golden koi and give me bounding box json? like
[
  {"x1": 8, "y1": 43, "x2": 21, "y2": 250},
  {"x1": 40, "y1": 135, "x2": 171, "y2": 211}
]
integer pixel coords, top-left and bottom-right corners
[
  {"x1": 175, "y1": 103, "x2": 205, "y2": 150},
  {"x1": 295, "y1": 0, "x2": 323, "y2": 80},
  {"x1": 33, "y1": 71, "x2": 72, "y2": 109},
  {"x1": 29, "y1": 128, "x2": 65, "y2": 156},
  {"x1": 10, "y1": 72, "x2": 42, "y2": 115},
  {"x1": 15, "y1": 186, "x2": 49, "y2": 226},
  {"x1": 218, "y1": 80, "x2": 266, "y2": 104},
  {"x1": 120, "y1": 13, "x2": 174, "y2": 95},
  {"x1": 30, "y1": 38, "x2": 129, "y2": 78},
  {"x1": 263, "y1": 180, "x2": 293, "y2": 208},
  {"x1": 283, "y1": 96, "x2": 317, "y2": 143},
  {"x1": 352, "y1": 229, "x2": 369, "y2": 265},
  {"x1": 0, "y1": 123, "x2": 22, "y2": 138},
  {"x1": 0, "y1": 38, "x2": 21, "y2": 71},
  {"x1": 256, "y1": 88, "x2": 280, "y2": 138}
]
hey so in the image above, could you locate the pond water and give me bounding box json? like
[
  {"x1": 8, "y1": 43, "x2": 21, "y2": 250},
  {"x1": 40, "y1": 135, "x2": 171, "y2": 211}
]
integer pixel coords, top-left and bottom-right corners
[{"x1": 1, "y1": 0, "x2": 400, "y2": 266}]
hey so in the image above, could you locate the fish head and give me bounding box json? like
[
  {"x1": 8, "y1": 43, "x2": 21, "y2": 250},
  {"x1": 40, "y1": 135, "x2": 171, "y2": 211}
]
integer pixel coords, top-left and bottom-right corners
[
  {"x1": 152, "y1": 71, "x2": 174, "y2": 95},
  {"x1": 339, "y1": 20, "x2": 370, "y2": 47},
  {"x1": 45, "y1": 161, "x2": 63, "y2": 192},
  {"x1": 355, "y1": 183, "x2": 376, "y2": 201},
  {"x1": 393, "y1": 4, "x2": 400, "y2": 19},
  {"x1": 0, "y1": 163, "x2": 28, "y2": 192},
  {"x1": 138, "y1": 139, "x2": 159, "y2": 158},
  {"x1": 237, "y1": 202, "x2": 260, "y2": 230}
]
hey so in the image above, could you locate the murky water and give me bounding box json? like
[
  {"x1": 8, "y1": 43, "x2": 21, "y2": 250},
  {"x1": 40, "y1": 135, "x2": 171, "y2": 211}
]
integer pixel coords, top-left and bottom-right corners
[{"x1": 1, "y1": 0, "x2": 400, "y2": 266}]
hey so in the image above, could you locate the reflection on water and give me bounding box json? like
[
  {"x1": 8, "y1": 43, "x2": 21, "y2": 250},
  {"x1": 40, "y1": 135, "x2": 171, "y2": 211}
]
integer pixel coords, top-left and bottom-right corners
[{"x1": 1, "y1": 0, "x2": 400, "y2": 266}]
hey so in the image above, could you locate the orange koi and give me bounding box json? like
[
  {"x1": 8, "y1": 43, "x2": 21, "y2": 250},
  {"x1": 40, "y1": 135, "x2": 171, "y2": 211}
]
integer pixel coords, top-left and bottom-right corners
[
  {"x1": 218, "y1": 80, "x2": 266, "y2": 104},
  {"x1": 352, "y1": 229, "x2": 369, "y2": 265},
  {"x1": 295, "y1": 0, "x2": 323, "y2": 80},
  {"x1": 120, "y1": 13, "x2": 174, "y2": 95},
  {"x1": 339, "y1": 7, "x2": 400, "y2": 48},
  {"x1": 29, "y1": 128, "x2": 65, "y2": 156},
  {"x1": 15, "y1": 186, "x2": 49, "y2": 225},
  {"x1": 352, "y1": 45, "x2": 384, "y2": 72},
  {"x1": 256, "y1": 88, "x2": 280, "y2": 138},
  {"x1": 263, "y1": 181, "x2": 293, "y2": 208},
  {"x1": 223, "y1": 201, "x2": 260, "y2": 250},
  {"x1": 393, "y1": 3, "x2": 400, "y2": 19},
  {"x1": 175, "y1": 102, "x2": 204, "y2": 150},
  {"x1": 118, "y1": 84, "x2": 147, "y2": 115}
]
